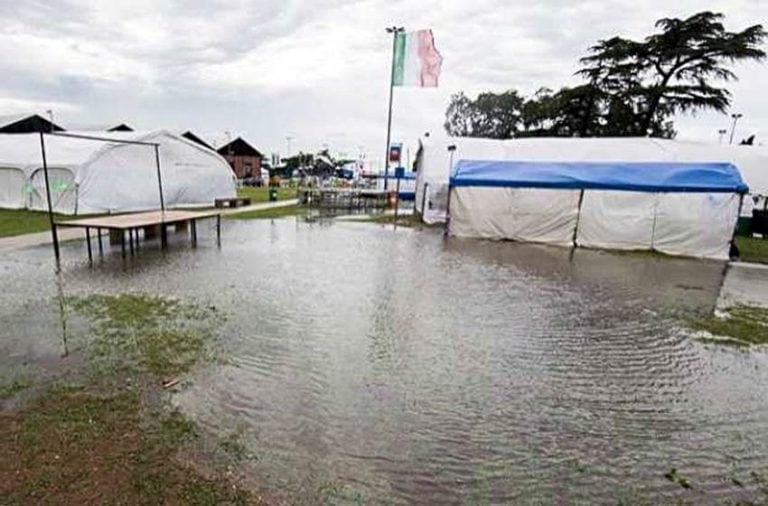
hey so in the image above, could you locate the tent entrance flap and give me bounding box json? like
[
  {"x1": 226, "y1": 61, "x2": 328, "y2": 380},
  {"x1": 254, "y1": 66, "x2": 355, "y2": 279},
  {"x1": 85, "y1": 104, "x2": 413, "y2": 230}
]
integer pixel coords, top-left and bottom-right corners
[{"x1": 450, "y1": 161, "x2": 749, "y2": 194}]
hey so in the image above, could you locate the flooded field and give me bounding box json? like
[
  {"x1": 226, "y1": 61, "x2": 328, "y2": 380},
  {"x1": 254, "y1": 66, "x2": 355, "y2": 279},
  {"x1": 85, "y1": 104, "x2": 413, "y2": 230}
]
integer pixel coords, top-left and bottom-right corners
[{"x1": 2, "y1": 218, "x2": 768, "y2": 504}]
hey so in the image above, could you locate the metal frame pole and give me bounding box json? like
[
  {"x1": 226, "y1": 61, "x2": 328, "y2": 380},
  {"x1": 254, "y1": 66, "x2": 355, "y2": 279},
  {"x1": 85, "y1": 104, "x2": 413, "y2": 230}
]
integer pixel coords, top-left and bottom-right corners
[
  {"x1": 383, "y1": 26, "x2": 403, "y2": 191},
  {"x1": 38, "y1": 132, "x2": 61, "y2": 270},
  {"x1": 444, "y1": 145, "x2": 456, "y2": 236},
  {"x1": 154, "y1": 144, "x2": 165, "y2": 212},
  {"x1": 85, "y1": 227, "x2": 93, "y2": 265}
]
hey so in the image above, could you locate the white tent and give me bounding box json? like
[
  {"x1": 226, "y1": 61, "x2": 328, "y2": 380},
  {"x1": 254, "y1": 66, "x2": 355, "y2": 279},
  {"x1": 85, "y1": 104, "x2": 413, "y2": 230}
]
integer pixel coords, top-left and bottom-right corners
[
  {"x1": 415, "y1": 137, "x2": 768, "y2": 224},
  {"x1": 0, "y1": 130, "x2": 236, "y2": 214}
]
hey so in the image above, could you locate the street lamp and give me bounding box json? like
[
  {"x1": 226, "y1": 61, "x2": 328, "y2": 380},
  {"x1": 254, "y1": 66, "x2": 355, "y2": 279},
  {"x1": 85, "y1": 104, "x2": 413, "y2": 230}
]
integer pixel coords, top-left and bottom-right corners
[
  {"x1": 718, "y1": 129, "x2": 728, "y2": 144},
  {"x1": 729, "y1": 113, "x2": 743, "y2": 145}
]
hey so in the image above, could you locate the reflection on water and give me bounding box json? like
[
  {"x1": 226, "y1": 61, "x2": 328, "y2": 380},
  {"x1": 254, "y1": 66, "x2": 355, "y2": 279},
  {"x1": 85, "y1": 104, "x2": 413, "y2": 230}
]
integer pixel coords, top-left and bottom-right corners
[{"x1": 1, "y1": 218, "x2": 767, "y2": 504}]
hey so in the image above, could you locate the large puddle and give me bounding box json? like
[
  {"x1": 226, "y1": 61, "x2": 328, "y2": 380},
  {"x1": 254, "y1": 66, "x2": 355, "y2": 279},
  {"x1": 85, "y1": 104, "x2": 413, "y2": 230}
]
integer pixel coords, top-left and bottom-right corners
[{"x1": 2, "y1": 218, "x2": 768, "y2": 504}]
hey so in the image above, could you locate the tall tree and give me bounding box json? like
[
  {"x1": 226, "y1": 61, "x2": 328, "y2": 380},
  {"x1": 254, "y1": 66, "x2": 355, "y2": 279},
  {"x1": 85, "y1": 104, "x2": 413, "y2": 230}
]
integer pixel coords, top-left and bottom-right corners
[
  {"x1": 444, "y1": 91, "x2": 525, "y2": 139},
  {"x1": 580, "y1": 12, "x2": 766, "y2": 134}
]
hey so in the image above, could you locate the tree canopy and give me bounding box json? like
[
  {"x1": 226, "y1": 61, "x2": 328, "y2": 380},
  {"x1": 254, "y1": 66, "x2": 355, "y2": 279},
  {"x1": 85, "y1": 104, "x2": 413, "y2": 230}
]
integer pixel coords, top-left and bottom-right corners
[{"x1": 444, "y1": 11, "x2": 765, "y2": 139}]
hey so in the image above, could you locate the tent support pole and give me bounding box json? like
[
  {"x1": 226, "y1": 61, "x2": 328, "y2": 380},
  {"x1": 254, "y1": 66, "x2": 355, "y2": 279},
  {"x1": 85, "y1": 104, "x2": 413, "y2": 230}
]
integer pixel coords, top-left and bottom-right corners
[
  {"x1": 421, "y1": 182, "x2": 429, "y2": 217},
  {"x1": 572, "y1": 189, "x2": 585, "y2": 247},
  {"x1": 154, "y1": 144, "x2": 165, "y2": 212},
  {"x1": 39, "y1": 132, "x2": 60, "y2": 271}
]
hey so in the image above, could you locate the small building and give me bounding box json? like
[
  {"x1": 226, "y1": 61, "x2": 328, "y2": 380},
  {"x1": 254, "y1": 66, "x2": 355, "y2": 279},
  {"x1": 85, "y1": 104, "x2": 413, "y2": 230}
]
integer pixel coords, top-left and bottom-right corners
[
  {"x1": 0, "y1": 113, "x2": 64, "y2": 133},
  {"x1": 216, "y1": 137, "x2": 264, "y2": 179}
]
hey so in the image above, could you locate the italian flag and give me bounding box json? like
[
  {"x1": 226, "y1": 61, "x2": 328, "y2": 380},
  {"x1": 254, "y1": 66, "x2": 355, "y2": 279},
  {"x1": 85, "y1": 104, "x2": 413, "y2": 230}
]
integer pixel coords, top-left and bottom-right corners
[{"x1": 392, "y1": 29, "x2": 443, "y2": 87}]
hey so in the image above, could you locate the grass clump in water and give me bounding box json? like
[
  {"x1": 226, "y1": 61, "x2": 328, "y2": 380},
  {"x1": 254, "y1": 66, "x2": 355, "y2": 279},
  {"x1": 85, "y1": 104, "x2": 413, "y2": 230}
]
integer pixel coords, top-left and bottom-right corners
[
  {"x1": 70, "y1": 293, "x2": 220, "y2": 381},
  {"x1": 0, "y1": 293, "x2": 265, "y2": 505},
  {"x1": 0, "y1": 379, "x2": 30, "y2": 399},
  {"x1": 690, "y1": 305, "x2": 768, "y2": 346}
]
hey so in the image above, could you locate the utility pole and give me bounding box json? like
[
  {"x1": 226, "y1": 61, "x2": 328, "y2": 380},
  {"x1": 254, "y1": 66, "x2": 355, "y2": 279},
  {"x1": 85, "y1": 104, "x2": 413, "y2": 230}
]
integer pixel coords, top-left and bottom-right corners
[
  {"x1": 729, "y1": 113, "x2": 743, "y2": 145},
  {"x1": 383, "y1": 26, "x2": 405, "y2": 190}
]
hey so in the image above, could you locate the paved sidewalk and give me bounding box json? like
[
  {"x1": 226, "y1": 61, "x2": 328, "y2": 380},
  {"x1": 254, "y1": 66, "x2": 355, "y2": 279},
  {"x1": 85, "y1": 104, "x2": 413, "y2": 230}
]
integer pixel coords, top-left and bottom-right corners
[{"x1": 0, "y1": 199, "x2": 299, "y2": 252}]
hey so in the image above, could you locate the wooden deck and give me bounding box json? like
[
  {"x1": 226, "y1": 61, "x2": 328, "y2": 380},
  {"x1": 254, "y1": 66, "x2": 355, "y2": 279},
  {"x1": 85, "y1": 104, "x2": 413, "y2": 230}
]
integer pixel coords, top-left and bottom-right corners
[{"x1": 55, "y1": 209, "x2": 222, "y2": 264}]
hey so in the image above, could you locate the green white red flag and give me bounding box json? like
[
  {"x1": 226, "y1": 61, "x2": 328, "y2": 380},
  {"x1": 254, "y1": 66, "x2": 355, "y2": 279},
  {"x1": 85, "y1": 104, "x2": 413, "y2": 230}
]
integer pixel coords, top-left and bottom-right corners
[{"x1": 392, "y1": 29, "x2": 443, "y2": 87}]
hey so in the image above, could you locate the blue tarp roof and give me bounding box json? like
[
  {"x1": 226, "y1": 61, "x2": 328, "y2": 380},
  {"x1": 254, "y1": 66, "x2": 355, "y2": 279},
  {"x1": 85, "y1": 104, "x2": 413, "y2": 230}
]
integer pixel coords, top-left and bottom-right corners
[{"x1": 450, "y1": 160, "x2": 749, "y2": 193}]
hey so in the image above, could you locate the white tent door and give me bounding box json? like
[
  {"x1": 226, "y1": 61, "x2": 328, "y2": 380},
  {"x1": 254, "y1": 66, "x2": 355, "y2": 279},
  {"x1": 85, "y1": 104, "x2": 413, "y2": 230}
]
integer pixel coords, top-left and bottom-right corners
[
  {"x1": 652, "y1": 193, "x2": 739, "y2": 260},
  {"x1": 577, "y1": 191, "x2": 656, "y2": 251},
  {"x1": 449, "y1": 187, "x2": 580, "y2": 246},
  {"x1": 28, "y1": 167, "x2": 76, "y2": 214},
  {"x1": 0, "y1": 167, "x2": 26, "y2": 209}
]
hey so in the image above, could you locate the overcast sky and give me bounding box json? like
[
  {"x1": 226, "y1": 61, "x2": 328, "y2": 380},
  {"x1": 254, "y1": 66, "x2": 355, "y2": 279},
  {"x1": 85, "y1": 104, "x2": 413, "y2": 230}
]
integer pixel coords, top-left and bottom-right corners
[{"x1": 1, "y1": 0, "x2": 766, "y2": 167}]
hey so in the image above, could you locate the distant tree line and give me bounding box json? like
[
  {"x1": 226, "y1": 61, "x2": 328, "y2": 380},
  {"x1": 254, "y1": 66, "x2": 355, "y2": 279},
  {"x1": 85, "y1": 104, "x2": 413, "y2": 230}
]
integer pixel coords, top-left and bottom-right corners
[{"x1": 444, "y1": 12, "x2": 765, "y2": 139}]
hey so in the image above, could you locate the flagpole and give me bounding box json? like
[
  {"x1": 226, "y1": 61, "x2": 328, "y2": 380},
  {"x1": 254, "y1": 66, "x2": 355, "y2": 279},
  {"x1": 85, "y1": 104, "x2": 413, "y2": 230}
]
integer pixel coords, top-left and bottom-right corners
[{"x1": 384, "y1": 26, "x2": 403, "y2": 191}]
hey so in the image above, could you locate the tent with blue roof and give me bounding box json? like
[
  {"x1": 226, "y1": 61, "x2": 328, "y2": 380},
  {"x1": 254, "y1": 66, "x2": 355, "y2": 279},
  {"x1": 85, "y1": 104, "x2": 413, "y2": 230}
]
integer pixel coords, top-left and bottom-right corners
[{"x1": 412, "y1": 137, "x2": 759, "y2": 260}]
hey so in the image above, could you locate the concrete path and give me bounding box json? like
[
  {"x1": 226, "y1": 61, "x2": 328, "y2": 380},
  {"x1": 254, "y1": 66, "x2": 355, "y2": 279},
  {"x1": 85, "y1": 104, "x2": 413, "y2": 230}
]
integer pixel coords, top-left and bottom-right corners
[
  {"x1": 719, "y1": 262, "x2": 768, "y2": 308},
  {"x1": 0, "y1": 199, "x2": 299, "y2": 252}
]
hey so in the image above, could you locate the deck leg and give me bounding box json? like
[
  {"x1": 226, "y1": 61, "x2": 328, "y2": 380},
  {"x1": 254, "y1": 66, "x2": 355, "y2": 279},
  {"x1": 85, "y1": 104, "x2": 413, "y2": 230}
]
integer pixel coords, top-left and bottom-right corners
[
  {"x1": 121, "y1": 231, "x2": 126, "y2": 260},
  {"x1": 134, "y1": 228, "x2": 140, "y2": 250},
  {"x1": 85, "y1": 227, "x2": 93, "y2": 266},
  {"x1": 97, "y1": 228, "x2": 103, "y2": 256},
  {"x1": 216, "y1": 215, "x2": 221, "y2": 247},
  {"x1": 129, "y1": 229, "x2": 134, "y2": 256},
  {"x1": 191, "y1": 219, "x2": 197, "y2": 247},
  {"x1": 161, "y1": 224, "x2": 167, "y2": 249}
]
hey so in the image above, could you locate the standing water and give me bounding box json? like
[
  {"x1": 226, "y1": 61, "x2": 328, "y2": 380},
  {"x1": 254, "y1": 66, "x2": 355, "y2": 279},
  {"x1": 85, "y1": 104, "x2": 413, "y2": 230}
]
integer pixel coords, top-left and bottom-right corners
[{"x1": 1, "y1": 218, "x2": 767, "y2": 504}]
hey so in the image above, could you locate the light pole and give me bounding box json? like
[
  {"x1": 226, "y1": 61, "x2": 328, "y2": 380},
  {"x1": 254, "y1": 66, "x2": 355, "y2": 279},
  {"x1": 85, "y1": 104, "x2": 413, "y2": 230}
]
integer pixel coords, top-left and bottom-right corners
[
  {"x1": 286, "y1": 136, "x2": 293, "y2": 156},
  {"x1": 383, "y1": 26, "x2": 405, "y2": 190},
  {"x1": 729, "y1": 113, "x2": 743, "y2": 145},
  {"x1": 718, "y1": 129, "x2": 728, "y2": 144}
]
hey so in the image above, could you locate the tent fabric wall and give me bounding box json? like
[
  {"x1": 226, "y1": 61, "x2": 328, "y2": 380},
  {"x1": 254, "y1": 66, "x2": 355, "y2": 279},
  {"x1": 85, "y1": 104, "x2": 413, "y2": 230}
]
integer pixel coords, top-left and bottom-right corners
[
  {"x1": 449, "y1": 187, "x2": 580, "y2": 246},
  {"x1": 652, "y1": 193, "x2": 740, "y2": 260},
  {"x1": 414, "y1": 136, "x2": 768, "y2": 221},
  {"x1": 0, "y1": 131, "x2": 236, "y2": 215},
  {"x1": 575, "y1": 191, "x2": 740, "y2": 260},
  {"x1": 28, "y1": 167, "x2": 77, "y2": 214},
  {"x1": 576, "y1": 191, "x2": 656, "y2": 251},
  {"x1": 0, "y1": 167, "x2": 27, "y2": 209}
]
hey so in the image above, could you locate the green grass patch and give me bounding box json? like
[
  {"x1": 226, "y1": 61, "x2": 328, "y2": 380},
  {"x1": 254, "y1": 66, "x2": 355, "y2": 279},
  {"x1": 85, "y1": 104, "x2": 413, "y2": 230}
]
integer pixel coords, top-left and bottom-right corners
[
  {"x1": 0, "y1": 209, "x2": 68, "y2": 238},
  {"x1": 0, "y1": 379, "x2": 31, "y2": 399},
  {"x1": 0, "y1": 387, "x2": 261, "y2": 505},
  {"x1": 69, "y1": 293, "x2": 221, "y2": 381},
  {"x1": 226, "y1": 203, "x2": 306, "y2": 220},
  {"x1": 690, "y1": 305, "x2": 768, "y2": 346},
  {"x1": 736, "y1": 236, "x2": 768, "y2": 264},
  {"x1": 236, "y1": 186, "x2": 297, "y2": 203}
]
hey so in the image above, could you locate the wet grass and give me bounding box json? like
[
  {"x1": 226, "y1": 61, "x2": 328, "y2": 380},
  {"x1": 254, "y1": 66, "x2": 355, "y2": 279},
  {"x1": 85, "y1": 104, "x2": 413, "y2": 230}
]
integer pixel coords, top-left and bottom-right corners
[
  {"x1": 0, "y1": 379, "x2": 31, "y2": 399},
  {"x1": 236, "y1": 186, "x2": 297, "y2": 203},
  {"x1": 0, "y1": 293, "x2": 265, "y2": 505},
  {"x1": 737, "y1": 237, "x2": 768, "y2": 265},
  {"x1": 0, "y1": 386, "x2": 261, "y2": 505},
  {"x1": 226, "y1": 203, "x2": 306, "y2": 220},
  {"x1": 0, "y1": 209, "x2": 67, "y2": 238},
  {"x1": 690, "y1": 305, "x2": 768, "y2": 346},
  {"x1": 69, "y1": 293, "x2": 221, "y2": 381}
]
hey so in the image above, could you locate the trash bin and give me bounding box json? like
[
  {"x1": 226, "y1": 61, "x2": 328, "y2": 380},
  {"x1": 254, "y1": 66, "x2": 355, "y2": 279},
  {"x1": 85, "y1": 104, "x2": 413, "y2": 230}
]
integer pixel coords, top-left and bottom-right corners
[
  {"x1": 269, "y1": 188, "x2": 278, "y2": 202},
  {"x1": 736, "y1": 216, "x2": 753, "y2": 237}
]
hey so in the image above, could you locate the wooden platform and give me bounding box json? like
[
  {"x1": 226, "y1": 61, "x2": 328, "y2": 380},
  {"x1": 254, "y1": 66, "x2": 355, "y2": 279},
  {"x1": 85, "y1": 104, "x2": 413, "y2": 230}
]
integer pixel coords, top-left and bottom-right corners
[{"x1": 55, "y1": 209, "x2": 222, "y2": 264}]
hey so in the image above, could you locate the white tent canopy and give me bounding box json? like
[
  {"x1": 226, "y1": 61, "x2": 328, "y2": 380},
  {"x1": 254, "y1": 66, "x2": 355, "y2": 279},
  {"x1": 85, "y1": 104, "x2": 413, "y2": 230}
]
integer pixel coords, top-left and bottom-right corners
[
  {"x1": 415, "y1": 136, "x2": 768, "y2": 223},
  {"x1": 0, "y1": 130, "x2": 236, "y2": 214}
]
